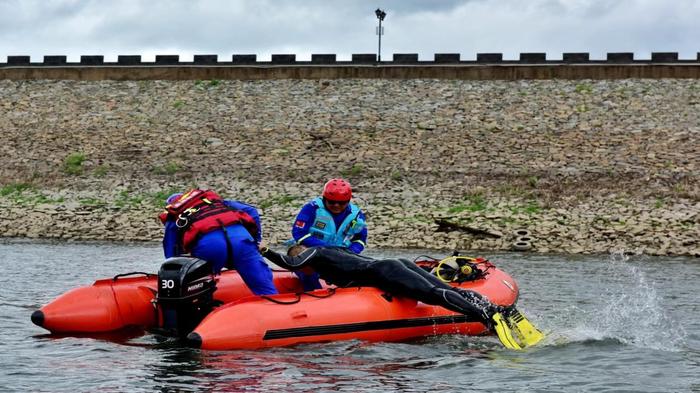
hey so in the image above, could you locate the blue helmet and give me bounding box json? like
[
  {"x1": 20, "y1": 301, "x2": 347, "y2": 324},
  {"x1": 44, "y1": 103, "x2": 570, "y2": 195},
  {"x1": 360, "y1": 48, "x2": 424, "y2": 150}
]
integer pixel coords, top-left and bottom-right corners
[{"x1": 166, "y1": 192, "x2": 183, "y2": 205}]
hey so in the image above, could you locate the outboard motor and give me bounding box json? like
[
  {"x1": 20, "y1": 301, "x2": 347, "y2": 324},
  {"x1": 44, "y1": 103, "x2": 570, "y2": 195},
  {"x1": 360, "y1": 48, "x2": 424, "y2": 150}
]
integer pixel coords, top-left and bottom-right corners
[{"x1": 155, "y1": 257, "x2": 216, "y2": 337}]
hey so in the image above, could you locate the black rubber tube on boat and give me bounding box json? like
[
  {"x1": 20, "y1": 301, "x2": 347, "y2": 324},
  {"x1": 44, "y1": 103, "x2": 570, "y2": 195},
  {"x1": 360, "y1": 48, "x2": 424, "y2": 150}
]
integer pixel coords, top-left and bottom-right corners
[
  {"x1": 186, "y1": 332, "x2": 202, "y2": 348},
  {"x1": 31, "y1": 310, "x2": 44, "y2": 327}
]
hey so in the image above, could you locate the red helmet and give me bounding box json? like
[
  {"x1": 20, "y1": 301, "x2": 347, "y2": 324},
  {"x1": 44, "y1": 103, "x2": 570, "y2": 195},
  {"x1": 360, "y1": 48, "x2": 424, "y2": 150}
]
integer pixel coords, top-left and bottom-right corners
[{"x1": 322, "y1": 178, "x2": 352, "y2": 201}]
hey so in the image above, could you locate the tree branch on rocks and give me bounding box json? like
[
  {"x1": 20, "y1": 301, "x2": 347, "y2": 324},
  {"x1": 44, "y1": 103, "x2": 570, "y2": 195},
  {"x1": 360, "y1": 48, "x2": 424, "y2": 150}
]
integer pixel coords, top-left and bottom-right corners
[{"x1": 434, "y1": 219, "x2": 503, "y2": 238}]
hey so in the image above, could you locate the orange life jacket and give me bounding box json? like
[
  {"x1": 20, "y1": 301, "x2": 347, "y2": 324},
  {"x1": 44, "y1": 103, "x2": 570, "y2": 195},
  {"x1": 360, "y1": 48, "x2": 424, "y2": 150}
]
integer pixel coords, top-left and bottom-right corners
[{"x1": 158, "y1": 189, "x2": 258, "y2": 252}]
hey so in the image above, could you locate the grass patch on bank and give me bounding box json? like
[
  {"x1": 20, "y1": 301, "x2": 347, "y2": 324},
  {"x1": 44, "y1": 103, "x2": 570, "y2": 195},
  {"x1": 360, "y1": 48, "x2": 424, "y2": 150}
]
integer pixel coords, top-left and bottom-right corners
[
  {"x1": 152, "y1": 162, "x2": 182, "y2": 175},
  {"x1": 1, "y1": 182, "x2": 32, "y2": 196},
  {"x1": 149, "y1": 189, "x2": 184, "y2": 206},
  {"x1": 341, "y1": 164, "x2": 364, "y2": 177},
  {"x1": 509, "y1": 200, "x2": 542, "y2": 215},
  {"x1": 195, "y1": 79, "x2": 221, "y2": 88},
  {"x1": 401, "y1": 214, "x2": 431, "y2": 224},
  {"x1": 112, "y1": 189, "x2": 178, "y2": 209},
  {"x1": 115, "y1": 190, "x2": 142, "y2": 208},
  {"x1": 0, "y1": 183, "x2": 64, "y2": 205},
  {"x1": 575, "y1": 83, "x2": 593, "y2": 94},
  {"x1": 64, "y1": 152, "x2": 85, "y2": 175},
  {"x1": 93, "y1": 164, "x2": 109, "y2": 177},
  {"x1": 0, "y1": 183, "x2": 189, "y2": 210},
  {"x1": 447, "y1": 194, "x2": 488, "y2": 213},
  {"x1": 654, "y1": 198, "x2": 666, "y2": 209},
  {"x1": 259, "y1": 194, "x2": 298, "y2": 209},
  {"x1": 79, "y1": 197, "x2": 107, "y2": 207},
  {"x1": 80, "y1": 188, "x2": 183, "y2": 209}
]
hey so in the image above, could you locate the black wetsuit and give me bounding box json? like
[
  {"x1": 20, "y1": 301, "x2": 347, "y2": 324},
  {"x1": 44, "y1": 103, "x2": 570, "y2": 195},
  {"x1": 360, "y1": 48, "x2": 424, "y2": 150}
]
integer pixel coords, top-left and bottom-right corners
[{"x1": 261, "y1": 246, "x2": 501, "y2": 323}]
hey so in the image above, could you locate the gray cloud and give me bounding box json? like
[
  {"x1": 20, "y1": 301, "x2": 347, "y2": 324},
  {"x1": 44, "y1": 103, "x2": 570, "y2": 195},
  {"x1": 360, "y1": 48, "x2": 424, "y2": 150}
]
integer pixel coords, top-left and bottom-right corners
[{"x1": 0, "y1": 0, "x2": 697, "y2": 62}]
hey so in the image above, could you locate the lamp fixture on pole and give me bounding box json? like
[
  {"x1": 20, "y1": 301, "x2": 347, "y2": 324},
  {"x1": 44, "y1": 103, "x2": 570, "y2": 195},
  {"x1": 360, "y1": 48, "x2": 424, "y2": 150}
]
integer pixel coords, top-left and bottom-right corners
[{"x1": 375, "y1": 8, "x2": 386, "y2": 62}]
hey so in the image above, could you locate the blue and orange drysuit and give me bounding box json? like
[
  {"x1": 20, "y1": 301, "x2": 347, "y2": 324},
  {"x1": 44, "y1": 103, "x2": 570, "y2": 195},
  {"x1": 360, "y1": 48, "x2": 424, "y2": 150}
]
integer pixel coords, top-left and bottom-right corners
[
  {"x1": 162, "y1": 192, "x2": 277, "y2": 296},
  {"x1": 290, "y1": 197, "x2": 367, "y2": 290}
]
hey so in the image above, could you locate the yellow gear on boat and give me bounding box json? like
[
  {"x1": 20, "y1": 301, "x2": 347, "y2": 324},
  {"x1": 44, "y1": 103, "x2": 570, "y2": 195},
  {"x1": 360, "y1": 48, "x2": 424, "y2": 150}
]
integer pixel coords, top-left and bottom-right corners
[{"x1": 433, "y1": 256, "x2": 478, "y2": 282}]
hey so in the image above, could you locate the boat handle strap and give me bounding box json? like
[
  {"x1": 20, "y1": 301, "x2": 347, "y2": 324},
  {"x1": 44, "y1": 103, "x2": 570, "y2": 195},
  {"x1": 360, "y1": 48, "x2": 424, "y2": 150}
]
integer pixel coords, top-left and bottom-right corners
[{"x1": 112, "y1": 272, "x2": 154, "y2": 281}]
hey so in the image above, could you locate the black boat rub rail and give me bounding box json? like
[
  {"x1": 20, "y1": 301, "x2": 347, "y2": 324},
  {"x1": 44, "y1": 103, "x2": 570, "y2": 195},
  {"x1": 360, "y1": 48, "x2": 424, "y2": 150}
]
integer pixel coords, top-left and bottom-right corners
[{"x1": 262, "y1": 314, "x2": 480, "y2": 340}]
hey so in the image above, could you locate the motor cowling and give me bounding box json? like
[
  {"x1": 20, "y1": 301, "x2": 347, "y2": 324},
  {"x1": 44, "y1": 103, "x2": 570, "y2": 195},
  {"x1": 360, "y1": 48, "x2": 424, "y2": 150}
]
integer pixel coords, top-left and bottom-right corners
[{"x1": 155, "y1": 257, "x2": 216, "y2": 337}]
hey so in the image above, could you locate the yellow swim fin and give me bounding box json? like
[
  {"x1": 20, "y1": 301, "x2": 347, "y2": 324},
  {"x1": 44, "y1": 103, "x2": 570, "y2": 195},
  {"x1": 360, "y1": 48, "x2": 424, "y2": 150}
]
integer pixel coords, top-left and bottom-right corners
[
  {"x1": 507, "y1": 309, "x2": 545, "y2": 348},
  {"x1": 491, "y1": 312, "x2": 523, "y2": 350}
]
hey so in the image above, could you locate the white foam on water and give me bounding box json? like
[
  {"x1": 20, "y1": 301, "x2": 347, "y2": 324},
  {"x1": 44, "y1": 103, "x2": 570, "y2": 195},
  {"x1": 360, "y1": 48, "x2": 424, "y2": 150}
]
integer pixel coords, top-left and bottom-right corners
[{"x1": 548, "y1": 251, "x2": 687, "y2": 351}]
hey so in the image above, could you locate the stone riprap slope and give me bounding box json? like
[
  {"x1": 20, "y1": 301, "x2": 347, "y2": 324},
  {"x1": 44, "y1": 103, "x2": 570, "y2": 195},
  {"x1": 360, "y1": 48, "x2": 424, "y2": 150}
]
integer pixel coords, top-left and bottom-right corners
[{"x1": 0, "y1": 79, "x2": 698, "y2": 256}]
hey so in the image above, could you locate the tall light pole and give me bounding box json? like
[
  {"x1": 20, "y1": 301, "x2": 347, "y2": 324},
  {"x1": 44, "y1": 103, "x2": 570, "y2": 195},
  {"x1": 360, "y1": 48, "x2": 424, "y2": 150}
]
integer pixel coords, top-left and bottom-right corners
[{"x1": 375, "y1": 8, "x2": 386, "y2": 62}]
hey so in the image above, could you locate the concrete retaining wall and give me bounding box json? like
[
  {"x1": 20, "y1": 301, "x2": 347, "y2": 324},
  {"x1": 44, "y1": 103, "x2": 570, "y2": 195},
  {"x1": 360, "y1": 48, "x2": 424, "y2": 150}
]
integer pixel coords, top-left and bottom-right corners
[{"x1": 0, "y1": 61, "x2": 698, "y2": 256}]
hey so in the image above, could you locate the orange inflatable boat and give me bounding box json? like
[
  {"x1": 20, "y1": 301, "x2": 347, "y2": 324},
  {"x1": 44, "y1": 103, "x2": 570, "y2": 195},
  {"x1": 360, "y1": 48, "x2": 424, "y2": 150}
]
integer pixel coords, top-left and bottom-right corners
[
  {"x1": 32, "y1": 255, "x2": 519, "y2": 350},
  {"x1": 187, "y1": 265, "x2": 518, "y2": 350},
  {"x1": 31, "y1": 265, "x2": 304, "y2": 334}
]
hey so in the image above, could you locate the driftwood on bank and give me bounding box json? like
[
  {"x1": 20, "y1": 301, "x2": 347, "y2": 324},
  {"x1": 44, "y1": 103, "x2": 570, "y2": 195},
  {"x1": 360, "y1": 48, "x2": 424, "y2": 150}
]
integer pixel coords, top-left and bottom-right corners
[{"x1": 434, "y1": 219, "x2": 503, "y2": 239}]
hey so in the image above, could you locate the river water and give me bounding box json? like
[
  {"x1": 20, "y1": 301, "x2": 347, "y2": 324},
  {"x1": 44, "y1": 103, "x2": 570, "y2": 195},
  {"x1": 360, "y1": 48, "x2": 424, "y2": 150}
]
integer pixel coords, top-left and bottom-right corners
[{"x1": 1, "y1": 240, "x2": 698, "y2": 392}]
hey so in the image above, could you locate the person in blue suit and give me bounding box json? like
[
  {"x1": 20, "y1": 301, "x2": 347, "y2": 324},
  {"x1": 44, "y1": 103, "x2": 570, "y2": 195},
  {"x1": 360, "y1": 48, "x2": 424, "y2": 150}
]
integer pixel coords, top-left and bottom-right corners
[
  {"x1": 160, "y1": 189, "x2": 277, "y2": 295},
  {"x1": 290, "y1": 178, "x2": 367, "y2": 290}
]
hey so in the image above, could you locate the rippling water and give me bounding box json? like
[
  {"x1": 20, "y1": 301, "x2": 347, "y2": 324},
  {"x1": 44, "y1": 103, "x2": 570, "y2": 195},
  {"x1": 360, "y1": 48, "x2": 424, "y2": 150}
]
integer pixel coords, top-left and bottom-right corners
[{"x1": 1, "y1": 240, "x2": 698, "y2": 392}]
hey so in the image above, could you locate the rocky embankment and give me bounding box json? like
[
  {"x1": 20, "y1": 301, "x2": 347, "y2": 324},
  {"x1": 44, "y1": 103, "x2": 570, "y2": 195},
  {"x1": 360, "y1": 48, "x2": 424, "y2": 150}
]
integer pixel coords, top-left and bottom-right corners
[{"x1": 0, "y1": 78, "x2": 698, "y2": 256}]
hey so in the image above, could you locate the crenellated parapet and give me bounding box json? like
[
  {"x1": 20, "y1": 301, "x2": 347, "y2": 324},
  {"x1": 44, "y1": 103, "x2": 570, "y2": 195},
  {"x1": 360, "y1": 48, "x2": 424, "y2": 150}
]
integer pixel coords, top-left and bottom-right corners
[
  {"x1": 3, "y1": 52, "x2": 698, "y2": 66},
  {"x1": 1, "y1": 52, "x2": 699, "y2": 79}
]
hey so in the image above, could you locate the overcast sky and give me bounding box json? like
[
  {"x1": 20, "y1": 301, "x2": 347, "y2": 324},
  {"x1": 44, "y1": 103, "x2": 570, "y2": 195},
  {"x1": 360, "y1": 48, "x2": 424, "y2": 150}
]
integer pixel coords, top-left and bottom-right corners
[{"x1": 1, "y1": 0, "x2": 698, "y2": 62}]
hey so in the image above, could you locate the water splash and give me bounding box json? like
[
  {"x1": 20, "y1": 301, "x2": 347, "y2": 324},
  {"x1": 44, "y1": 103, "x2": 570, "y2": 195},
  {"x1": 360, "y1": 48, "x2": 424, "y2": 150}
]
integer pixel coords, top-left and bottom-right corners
[{"x1": 554, "y1": 251, "x2": 687, "y2": 351}]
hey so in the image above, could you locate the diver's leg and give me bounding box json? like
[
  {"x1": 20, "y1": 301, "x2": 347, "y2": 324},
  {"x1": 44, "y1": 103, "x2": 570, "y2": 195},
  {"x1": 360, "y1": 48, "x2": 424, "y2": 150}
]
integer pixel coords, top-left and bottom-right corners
[
  {"x1": 397, "y1": 259, "x2": 455, "y2": 289},
  {"x1": 375, "y1": 259, "x2": 536, "y2": 349},
  {"x1": 367, "y1": 260, "x2": 489, "y2": 320},
  {"x1": 397, "y1": 259, "x2": 501, "y2": 316}
]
